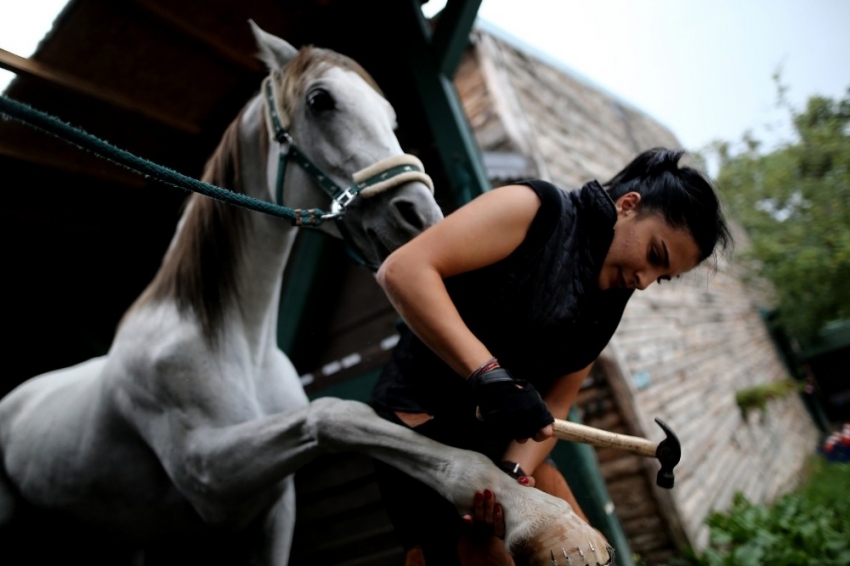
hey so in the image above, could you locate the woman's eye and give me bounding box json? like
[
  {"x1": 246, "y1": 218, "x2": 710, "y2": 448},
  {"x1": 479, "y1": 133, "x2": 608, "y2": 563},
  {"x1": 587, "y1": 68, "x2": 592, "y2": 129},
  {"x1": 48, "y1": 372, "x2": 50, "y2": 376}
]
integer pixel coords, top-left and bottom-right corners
[{"x1": 307, "y1": 89, "x2": 335, "y2": 112}]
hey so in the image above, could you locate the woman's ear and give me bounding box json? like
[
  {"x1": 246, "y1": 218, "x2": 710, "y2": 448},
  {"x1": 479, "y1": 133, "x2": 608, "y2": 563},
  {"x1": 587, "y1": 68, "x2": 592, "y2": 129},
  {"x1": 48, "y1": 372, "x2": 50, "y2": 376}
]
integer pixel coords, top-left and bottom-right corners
[{"x1": 615, "y1": 191, "x2": 641, "y2": 216}]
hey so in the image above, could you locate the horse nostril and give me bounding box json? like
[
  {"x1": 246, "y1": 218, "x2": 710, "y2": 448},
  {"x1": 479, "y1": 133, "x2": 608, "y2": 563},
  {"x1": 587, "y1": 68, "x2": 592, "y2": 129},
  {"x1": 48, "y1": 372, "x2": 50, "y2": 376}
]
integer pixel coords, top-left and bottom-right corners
[{"x1": 393, "y1": 198, "x2": 426, "y2": 232}]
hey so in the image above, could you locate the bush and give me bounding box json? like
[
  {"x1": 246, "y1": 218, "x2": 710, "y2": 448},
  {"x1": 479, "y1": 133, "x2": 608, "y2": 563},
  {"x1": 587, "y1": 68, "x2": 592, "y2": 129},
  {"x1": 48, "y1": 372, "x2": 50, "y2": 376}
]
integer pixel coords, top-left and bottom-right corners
[
  {"x1": 680, "y1": 458, "x2": 850, "y2": 565},
  {"x1": 734, "y1": 379, "x2": 803, "y2": 418}
]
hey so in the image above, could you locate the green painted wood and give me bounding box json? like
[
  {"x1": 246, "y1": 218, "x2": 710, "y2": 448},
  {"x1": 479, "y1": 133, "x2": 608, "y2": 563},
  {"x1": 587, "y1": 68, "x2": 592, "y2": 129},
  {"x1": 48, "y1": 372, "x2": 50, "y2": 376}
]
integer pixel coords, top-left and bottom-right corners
[
  {"x1": 432, "y1": 0, "x2": 484, "y2": 77},
  {"x1": 277, "y1": 230, "x2": 329, "y2": 357},
  {"x1": 397, "y1": 0, "x2": 491, "y2": 206}
]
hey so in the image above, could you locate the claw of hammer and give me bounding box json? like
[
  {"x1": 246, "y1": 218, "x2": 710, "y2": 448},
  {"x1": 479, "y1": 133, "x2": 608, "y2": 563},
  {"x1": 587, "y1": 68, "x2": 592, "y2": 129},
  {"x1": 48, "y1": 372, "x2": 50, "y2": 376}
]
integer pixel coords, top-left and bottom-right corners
[{"x1": 653, "y1": 418, "x2": 681, "y2": 489}]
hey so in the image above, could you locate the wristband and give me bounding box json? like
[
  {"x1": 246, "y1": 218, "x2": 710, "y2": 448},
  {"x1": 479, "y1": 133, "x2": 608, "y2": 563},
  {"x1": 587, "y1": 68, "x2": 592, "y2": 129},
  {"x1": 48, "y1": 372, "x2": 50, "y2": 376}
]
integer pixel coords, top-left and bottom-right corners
[
  {"x1": 498, "y1": 460, "x2": 526, "y2": 479},
  {"x1": 468, "y1": 357, "x2": 501, "y2": 381}
]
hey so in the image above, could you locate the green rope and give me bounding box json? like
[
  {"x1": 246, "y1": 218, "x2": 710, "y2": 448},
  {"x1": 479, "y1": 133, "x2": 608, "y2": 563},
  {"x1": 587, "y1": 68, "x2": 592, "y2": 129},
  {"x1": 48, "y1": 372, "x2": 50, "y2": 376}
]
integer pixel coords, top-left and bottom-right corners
[{"x1": 0, "y1": 95, "x2": 327, "y2": 225}]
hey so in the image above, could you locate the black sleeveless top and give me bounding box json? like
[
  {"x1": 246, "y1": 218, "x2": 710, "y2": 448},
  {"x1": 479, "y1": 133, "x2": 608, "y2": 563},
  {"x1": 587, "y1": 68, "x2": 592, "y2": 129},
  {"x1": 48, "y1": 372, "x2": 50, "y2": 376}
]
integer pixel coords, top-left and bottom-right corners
[{"x1": 371, "y1": 179, "x2": 633, "y2": 458}]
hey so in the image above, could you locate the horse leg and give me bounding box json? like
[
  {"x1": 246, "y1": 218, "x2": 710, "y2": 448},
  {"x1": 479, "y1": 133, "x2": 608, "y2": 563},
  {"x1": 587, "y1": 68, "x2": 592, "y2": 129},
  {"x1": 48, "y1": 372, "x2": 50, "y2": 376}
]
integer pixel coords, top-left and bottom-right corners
[
  {"x1": 308, "y1": 397, "x2": 613, "y2": 565},
  {"x1": 0, "y1": 454, "x2": 16, "y2": 527},
  {"x1": 261, "y1": 477, "x2": 296, "y2": 566},
  {"x1": 309, "y1": 397, "x2": 511, "y2": 506}
]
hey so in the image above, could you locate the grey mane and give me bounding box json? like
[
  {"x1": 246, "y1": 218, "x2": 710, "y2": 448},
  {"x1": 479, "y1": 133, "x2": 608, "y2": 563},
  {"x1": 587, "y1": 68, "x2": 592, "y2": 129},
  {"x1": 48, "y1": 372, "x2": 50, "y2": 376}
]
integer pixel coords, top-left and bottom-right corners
[{"x1": 127, "y1": 107, "x2": 251, "y2": 344}]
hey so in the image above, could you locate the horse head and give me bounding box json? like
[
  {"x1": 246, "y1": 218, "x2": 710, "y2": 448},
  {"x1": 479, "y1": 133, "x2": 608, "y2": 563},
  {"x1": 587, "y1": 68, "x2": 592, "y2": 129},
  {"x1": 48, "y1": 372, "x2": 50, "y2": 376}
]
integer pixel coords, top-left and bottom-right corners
[{"x1": 249, "y1": 21, "x2": 443, "y2": 269}]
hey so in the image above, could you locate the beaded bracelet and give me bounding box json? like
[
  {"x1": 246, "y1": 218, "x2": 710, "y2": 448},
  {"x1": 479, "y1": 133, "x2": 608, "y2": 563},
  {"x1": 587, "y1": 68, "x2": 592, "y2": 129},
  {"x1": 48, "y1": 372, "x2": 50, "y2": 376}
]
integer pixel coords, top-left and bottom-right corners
[{"x1": 468, "y1": 357, "x2": 501, "y2": 380}]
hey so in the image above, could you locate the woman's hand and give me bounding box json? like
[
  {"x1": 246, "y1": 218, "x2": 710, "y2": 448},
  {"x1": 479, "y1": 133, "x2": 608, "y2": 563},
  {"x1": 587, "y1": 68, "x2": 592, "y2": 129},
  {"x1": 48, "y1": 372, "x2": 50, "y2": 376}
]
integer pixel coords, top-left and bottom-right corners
[
  {"x1": 469, "y1": 364, "x2": 554, "y2": 442},
  {"x1": 460, "y1": 489, "x2": 515, "y2": 565},
  {"x1": 462, "y1": 489, "x2": 505, "y2": 540}
]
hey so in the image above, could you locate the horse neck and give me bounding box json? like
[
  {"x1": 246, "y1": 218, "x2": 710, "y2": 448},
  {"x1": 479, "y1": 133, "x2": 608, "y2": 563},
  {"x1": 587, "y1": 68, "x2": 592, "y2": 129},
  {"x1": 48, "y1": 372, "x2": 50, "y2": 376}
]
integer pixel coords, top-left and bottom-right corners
[
  {"x1": 136, "y1": 97, "x2": 299, "y2": 350},
  {"x1": 213, "y1": 96, "x2": 303, "y2": 349}
]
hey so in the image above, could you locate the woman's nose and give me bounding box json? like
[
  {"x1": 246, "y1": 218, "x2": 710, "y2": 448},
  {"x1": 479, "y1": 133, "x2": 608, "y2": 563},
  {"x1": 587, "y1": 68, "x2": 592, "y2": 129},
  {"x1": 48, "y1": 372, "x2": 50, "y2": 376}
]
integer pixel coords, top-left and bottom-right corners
[{"x1": 635, "y1": 269, "x2": 657, "y2": 290}]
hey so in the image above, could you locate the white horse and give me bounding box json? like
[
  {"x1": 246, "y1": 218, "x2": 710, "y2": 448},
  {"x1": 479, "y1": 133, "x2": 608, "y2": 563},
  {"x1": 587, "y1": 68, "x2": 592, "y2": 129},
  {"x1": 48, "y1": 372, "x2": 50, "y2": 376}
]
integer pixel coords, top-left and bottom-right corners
[
  {"x1": 0, "y1": 22, "x2": 613, "y2": 566},
  {"x1": 0, "y1": 21, "x2": 441, "y2": 564}
]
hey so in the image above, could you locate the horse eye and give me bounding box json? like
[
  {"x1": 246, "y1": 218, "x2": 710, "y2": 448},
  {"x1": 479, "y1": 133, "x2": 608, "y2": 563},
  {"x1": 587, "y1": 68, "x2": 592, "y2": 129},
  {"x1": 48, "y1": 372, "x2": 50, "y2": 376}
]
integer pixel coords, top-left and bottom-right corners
[{"x1": 306, "y1": 88, "x2": 335, "y2": 112}]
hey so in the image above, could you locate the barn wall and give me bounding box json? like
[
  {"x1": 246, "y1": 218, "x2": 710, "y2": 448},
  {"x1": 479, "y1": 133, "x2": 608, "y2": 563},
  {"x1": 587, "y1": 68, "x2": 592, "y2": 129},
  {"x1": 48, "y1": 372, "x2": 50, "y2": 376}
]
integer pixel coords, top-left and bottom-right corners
[
  {"x1": 612, "y1": 263, "x2": 819, "y2": 549},
  {"x1": 460, "y1": 23, "x2": 821, "y2": 556},
  {"x1": 468, "y1": 26, "x2": 680, "y2": 191},
  {"x1": 574, "y1": 362, "x2": 683, "y2": 563}
]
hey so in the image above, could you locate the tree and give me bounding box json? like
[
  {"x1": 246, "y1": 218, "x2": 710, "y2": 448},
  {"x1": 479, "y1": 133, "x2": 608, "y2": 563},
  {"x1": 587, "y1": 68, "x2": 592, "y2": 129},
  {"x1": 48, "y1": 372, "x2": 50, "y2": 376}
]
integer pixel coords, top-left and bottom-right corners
[{"x1": 708, "y1": 83, "x2": 850, "y2": 343}]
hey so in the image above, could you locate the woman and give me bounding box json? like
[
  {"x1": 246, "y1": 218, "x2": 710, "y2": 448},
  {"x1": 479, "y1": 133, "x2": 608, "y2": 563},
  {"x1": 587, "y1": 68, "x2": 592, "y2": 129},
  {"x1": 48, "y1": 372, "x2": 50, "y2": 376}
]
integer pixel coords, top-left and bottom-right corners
[{"x1": 370, "y1": 147, "x2": 732, "y2": 565}]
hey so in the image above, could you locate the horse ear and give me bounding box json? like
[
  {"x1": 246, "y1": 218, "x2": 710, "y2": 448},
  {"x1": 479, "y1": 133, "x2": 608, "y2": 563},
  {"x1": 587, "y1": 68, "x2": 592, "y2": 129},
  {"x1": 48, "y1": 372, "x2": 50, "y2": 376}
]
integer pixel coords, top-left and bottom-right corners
[{"x1": 248, "y1": 19, "x2": 299, "y2": 70}]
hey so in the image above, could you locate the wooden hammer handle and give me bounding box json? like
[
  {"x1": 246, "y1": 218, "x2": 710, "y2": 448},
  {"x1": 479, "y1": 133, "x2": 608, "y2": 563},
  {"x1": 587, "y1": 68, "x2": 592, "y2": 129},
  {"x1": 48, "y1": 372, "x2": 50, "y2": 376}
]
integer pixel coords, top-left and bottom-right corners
[{"x1": 552, "y1": 418, "x2": 657, "y2": 458}]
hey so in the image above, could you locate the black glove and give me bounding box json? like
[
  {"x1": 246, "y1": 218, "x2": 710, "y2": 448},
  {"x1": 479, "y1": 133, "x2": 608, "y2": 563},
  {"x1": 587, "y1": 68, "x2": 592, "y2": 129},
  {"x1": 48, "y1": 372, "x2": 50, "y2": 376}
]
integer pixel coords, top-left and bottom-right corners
[{"x1": 468, "y1": 360, "x2": 554, "y2": 441}]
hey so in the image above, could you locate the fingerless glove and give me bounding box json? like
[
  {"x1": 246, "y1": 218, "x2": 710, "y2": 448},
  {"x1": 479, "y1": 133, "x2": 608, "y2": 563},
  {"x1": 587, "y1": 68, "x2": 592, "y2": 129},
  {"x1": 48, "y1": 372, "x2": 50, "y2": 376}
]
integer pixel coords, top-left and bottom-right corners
[{"x1": 468, "y1": 358, "x2": 553, "y2": 441}]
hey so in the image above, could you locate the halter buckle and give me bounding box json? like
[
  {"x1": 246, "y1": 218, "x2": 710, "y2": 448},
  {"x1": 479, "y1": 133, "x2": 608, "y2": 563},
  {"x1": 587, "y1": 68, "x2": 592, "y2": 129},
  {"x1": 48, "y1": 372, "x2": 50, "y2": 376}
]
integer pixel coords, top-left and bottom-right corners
[
  {"x1": 321, "y1": 209, "x2": 344, "y2": 221},
  {"x1": 330, "y1": 187, "x2": 358, "y2": 215},
  {"x1": 276, "y1": 129, "x2": 293, "y2": 147}
]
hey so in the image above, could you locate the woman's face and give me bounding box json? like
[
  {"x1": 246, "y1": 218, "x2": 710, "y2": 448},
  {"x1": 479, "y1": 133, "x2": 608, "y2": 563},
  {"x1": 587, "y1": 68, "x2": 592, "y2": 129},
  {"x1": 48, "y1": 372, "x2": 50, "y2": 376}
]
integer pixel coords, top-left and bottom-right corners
[{"x1": 598, "y1": 192, "x2": 701, "y2": 291}]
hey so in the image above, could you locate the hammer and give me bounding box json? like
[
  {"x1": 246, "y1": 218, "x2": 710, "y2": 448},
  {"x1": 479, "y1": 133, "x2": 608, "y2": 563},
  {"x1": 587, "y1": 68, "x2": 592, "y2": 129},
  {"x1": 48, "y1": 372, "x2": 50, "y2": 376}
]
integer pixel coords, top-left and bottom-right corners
[{"x1": 552, "y1": 417, "x2": 681, "y2": 489}]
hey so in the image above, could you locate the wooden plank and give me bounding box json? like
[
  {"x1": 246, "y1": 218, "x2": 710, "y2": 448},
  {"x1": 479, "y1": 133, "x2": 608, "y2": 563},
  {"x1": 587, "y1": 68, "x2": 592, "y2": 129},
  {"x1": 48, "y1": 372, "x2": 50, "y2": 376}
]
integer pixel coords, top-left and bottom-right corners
[
  {"x1": 0, "y1": 137, "x2": 146, "y2": 188},
  {"x1": 290, "y1": 453, "x2": 403, "y2": 566},
  {"x1": 0, "y1": 47, "x2": 199, "y2": 134},
  {"x1": 472, "y1": 31, "x2": 548, "y2": 177},
  {"x1": 615, "y1": 500, "x2": 661, "y2": 522},
  {"x1": 599, "y1": 455, "x2": 645, "y2": 480},
  {"x1": 131, "y1": 0, "x2": 264, "y2": 73},
  {"x1": 295, "y1": 454, "x2": 379, "y2": 497}
]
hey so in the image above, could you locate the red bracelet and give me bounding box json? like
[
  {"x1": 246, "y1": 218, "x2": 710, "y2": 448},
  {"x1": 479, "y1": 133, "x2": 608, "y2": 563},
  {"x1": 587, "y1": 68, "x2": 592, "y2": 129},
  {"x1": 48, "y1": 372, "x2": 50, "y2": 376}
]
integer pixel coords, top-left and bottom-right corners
[{"x1": 468, "y1": 357, "x2": 501, "y2": 380}]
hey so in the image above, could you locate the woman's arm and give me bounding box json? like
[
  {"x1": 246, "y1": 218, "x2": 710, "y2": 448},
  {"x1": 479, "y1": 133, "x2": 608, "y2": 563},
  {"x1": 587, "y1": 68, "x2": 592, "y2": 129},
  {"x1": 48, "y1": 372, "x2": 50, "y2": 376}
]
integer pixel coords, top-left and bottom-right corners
[
  {"x1": 501, "y1": 364, "x2": 593, "y2": 521},
  {"x1": 376, "y1": 184, "x2": 542, "y2": 378}
]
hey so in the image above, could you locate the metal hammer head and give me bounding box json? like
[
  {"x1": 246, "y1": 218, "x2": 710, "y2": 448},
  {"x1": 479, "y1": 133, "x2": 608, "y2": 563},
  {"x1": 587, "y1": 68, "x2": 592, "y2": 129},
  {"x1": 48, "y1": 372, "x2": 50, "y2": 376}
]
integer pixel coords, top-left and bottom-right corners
[{"x1": 653, "y1": 418, "x2": 681, "y2": 489}]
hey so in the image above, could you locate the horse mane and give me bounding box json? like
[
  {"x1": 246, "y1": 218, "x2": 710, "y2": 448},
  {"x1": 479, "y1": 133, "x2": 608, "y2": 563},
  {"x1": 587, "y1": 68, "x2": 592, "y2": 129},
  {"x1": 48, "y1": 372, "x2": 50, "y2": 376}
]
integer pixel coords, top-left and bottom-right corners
[
  {"x1": 123, "y1": 47, "x2": 379, "y2": 344},
  {"x1": 125, "y1": 107, "x2": 252, "y2": 344}
]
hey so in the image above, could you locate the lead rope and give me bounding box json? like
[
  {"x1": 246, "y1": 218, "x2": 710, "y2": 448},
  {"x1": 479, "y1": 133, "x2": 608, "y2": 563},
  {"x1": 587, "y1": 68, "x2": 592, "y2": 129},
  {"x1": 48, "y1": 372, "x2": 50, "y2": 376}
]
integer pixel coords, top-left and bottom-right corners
[
  {"x1": 2, "y1": 92, "x2": 435, "y2": 237},
  {"x1": 0, "y1": 95, "x2": 330, "y2": 226}
]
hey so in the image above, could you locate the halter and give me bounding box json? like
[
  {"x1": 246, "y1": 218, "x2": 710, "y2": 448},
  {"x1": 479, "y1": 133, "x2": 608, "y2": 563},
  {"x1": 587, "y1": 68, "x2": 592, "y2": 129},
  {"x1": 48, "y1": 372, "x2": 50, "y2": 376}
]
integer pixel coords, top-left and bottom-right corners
[{"x1": 261, "y1": 76, "x2": 434, "y2": 227}]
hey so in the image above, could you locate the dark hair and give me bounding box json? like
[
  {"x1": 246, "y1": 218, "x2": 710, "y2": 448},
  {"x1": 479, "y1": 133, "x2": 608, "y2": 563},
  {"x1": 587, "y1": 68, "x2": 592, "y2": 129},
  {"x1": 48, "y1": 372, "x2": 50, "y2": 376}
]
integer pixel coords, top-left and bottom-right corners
[{"x1": 604, "y1": 147, "x2": 732, "y2": 264}]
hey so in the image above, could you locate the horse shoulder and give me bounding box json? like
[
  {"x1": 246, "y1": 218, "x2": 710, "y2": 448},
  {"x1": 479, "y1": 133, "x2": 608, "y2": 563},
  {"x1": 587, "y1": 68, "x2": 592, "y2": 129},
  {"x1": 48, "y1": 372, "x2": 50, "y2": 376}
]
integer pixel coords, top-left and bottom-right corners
[
  {"x1": 105, "y1": 306, "x2": 291, "y2": 493},
  {"x1": 108, "y1": 310, "x2": 222, "y2": 421},
  {"x1": 0, "y1": 356, "x2": 131, "y2": 504},
  {"x1": 254, "y1": 347, "x2": 309, "y2": 415}
]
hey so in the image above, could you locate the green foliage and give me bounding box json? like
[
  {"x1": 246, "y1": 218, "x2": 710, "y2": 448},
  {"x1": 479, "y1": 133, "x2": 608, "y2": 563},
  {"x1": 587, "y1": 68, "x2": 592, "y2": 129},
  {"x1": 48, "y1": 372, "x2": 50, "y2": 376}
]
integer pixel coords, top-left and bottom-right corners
[
  {"x1": 707, "y1": 80, "x2": 850, "y2": 342},
  {"x1": 671, "y1": 460, "x2": 850, "y2": 566},
  {"x1": 734, "y1": 379, "x2": 803, "y2": 418}
]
